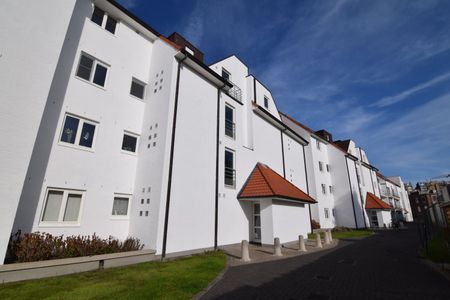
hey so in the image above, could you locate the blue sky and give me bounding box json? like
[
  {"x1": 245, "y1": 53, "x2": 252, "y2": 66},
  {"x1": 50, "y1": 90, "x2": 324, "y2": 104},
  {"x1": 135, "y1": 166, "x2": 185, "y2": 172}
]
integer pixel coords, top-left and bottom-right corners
[{"x1": 119, "y1": 0, "x2": 450, "y2": 183}]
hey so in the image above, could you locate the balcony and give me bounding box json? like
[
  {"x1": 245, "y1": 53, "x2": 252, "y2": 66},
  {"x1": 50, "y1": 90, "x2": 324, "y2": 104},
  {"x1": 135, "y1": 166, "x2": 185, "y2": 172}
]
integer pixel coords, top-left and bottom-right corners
[{"x1": 226, "y1": 81, "x2": 242, "y2": 102}]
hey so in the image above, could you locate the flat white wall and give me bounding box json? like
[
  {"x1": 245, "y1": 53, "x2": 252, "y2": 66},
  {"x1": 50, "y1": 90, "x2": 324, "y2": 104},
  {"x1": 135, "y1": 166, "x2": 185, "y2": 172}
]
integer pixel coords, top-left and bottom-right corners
[
  {"x1": 272, "y1": 200, "x2": 309, "y2": 243},
  {"x1": 0, "y1": 0, "x2": 78, "y2": 264},
  {"x1": 164, "y1": 65, "x2": 218, "y2": 253}
]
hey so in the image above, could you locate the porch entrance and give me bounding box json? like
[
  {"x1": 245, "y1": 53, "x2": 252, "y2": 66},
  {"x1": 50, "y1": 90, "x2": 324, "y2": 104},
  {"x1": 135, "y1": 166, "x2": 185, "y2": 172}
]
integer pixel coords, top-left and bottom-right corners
[
  {"x1": 369, "y1": 210, "x2": 379, "y2": 227},
  {"x1": 253, "y1": 202, "x2": 261, "y2": 243}
]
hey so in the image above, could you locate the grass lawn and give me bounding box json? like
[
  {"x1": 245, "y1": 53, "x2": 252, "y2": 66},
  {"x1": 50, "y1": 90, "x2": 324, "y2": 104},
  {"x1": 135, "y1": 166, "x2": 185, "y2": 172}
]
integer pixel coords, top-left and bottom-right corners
[
  {"x1": 308, "y1": 229, "x2": 374, "y2": 240},
  {"x1": 423, "y1": 231, "x2": 450, "y2": 264},
  {"x1": 0, "y1": 251, "x2": 226, "y2": 300}
]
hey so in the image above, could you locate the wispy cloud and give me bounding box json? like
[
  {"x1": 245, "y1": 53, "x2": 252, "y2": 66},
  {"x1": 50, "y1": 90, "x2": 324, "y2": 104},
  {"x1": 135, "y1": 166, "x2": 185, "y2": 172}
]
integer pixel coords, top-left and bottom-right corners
[
  {"x1": 373, "y1": 72, "x2": 450, "y2": 107},
  {"x1": 119, "y1": 0, "x2": 139, "y2": 9}
]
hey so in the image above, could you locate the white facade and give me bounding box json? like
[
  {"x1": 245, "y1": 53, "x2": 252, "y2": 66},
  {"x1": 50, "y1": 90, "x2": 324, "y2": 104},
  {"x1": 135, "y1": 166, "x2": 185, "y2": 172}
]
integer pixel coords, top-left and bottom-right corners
[{"x1": 0, "y1": 0, "x2": 412, "y2": 264}]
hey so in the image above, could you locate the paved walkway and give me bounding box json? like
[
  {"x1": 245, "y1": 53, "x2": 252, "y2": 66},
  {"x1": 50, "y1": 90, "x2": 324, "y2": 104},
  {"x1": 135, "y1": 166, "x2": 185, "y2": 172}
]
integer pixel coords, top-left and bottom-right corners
[
  {"x1": 220, "y1": 237, "x2": 338, "y2": 266},
  {"x1": 201, "y1": 226, "x2": 450, "y2": 299}
]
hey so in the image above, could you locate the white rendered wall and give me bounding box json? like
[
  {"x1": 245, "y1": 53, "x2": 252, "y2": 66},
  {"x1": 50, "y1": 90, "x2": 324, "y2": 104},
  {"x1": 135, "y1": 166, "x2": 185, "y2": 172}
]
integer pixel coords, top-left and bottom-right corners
[
  {"x1": 0, "y1": 0, "x2": 77, "y2": 264},
  {"x1": 272, "y1": 200, "x2": 310, "y2": 243}
]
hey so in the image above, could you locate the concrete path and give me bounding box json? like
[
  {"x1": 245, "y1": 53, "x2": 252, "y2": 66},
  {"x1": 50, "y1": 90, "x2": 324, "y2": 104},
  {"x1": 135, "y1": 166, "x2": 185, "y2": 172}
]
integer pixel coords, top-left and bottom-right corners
[
  {"x1": 220, "y1": 238, "x2": 338, "y2": 267},
  {"x1": 201, "y1": 227, "x2": 450, "y2": 299}
]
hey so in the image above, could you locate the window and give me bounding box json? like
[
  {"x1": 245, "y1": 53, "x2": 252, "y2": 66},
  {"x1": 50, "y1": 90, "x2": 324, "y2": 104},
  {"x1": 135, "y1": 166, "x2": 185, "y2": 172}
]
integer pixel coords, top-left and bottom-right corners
[
  {"x1": 225, "y1": 104, "x2": 235, "y2": 139},
  {"x1": 326, "y1": 164, "x2": 330, "y2": 172},
  {"x1": 60, "y1": 114, "x2": 97, "y2": 149},
  {"x1": 324, "y1": 208, "x2": 330, "y2": 219},
  {"x1": 112, "y1": 196, "x2": 129, "y2": 217},
  {"x1": 91, "y1": 6, "x2": 117, "y2": 34},
  {"x1": 121, "y1": 132, "x2": 138, "y2": 153},
  {"x1": 264, "y1": 96, "x2": 269, "y2": 109},
  {"x1": 130, "y1": 78, "x2": 146, "y2": 99},
  {"x1": 222, "y1": 68, "x2": 231, "y2": 81},
  {"x1": 224, "y1": 149, "x2": 235, "y2": 187},
  {"x1": 329, "y1": 185, "x2": 333, "y2": 194},
  {"x1": 316, "y1": 139, "x2": 321, "y2": 150},
  {"x1": 76, "y1": 53, "x2": 109, "y2": 87},
  {"x1": 41, "y1": 189, "x2": 83, "y2": 224},
  {"x1": 321, "y1": 184, "x2": 327, "y2": 194},
  {"x1": 318, "y1": 161, "x2": 324, "y2": 172}
]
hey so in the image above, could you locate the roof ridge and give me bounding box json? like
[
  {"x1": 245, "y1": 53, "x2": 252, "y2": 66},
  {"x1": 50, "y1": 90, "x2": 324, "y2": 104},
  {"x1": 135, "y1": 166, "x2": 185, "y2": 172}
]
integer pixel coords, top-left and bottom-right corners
[{"x1": 256, "y1": 163, "x2": 276, "y2": 195}]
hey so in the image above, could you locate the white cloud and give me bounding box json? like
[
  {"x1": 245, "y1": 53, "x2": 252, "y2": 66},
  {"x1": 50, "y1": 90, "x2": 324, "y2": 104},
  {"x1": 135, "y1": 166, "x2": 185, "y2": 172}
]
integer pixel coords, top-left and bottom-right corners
[
  {"x1": 373, "y1": 72, "x2": 450, "y2": 107},
  {"x1": 119, "y1": 0, "x2": 139, "y2": 9}
]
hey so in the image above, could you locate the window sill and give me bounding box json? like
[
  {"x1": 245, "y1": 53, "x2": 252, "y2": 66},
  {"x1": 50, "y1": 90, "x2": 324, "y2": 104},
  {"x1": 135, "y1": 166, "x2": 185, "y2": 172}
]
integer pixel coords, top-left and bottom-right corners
[
  {"x1": 58, "y1": 141, "x2": 95, "y2": 153},
  {"x1": 89, "y1": 19, "x2": 118, "y2": 38},
  {"x1": 38, "y1": 222, "x2": 81, "y2": 228},
  {"x1": 224, "y1": 184, "x2": 236, "y2": 190},
  {"x1": 120, "y1": 150, "x2": 138, "y2": 157},
  {"x1": 110, "y1": 216, "x2": 129, "y2": 220},
  {"x1": 129, "y1": 94, "x2": 146, "y2": 102},
  {"x1": 224, "y1": 134, "x2": 236, "y2": 141},
  {"x1": 75, "y1": 76, "x2": 107, "y2": 91}
]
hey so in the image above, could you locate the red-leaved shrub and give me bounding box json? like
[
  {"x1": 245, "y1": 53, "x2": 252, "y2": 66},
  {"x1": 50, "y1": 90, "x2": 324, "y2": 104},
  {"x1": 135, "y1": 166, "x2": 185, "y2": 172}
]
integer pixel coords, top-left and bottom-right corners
[{"x1": 6, "y1": 231, "x2": 143, "y2": 263}]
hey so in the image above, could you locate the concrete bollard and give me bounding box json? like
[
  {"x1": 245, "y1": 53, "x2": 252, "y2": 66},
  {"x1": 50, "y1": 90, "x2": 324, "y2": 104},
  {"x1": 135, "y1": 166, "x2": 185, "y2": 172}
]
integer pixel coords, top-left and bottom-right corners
[
  {"x1": 328, "y1": 230, "x2": 333, "y2": 242},
  {"x1": 298, "y1": 235, "x2": 307, "y2": 252},
  {"x1": 274, "y1": 237, "x2": 282, "y2": 256},
  {"x1": 241, "y1": 240, "x2": 250, "y2": 262},
  {"x1": 324, "y1": 230, "x2": 331, "y2": 245},
  {"x1": 315, "y1": 232, "x2": 323, "y2": 248}
]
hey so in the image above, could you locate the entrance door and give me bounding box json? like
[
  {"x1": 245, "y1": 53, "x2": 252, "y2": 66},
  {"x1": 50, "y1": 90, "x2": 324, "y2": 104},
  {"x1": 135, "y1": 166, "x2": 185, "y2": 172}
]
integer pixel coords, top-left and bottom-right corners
[
  {"x1": 370, "y1": 210, "x2": 379, "y2": 227},
  {"x1": 253, "y1": 203, "x2": 261, "y2": 243}
]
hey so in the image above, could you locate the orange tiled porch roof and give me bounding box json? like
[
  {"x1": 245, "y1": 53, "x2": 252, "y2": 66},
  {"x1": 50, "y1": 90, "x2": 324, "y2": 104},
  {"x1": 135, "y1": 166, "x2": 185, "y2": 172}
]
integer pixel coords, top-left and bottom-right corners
[
  {"x1": 238, "y1": 163, "x2": 316, "y2": 204},
  {"x1": 365, "y1": 192, "x2": 392, "y2": 210}
]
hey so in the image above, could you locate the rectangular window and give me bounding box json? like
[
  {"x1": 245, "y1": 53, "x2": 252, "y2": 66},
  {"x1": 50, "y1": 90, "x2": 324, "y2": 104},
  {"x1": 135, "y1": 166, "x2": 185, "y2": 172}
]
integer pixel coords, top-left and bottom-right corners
[
  {"x1": 91, "y1": 6, "x2": 117, "y2": 34},
  {"x1": 326, "y1": 164, "x2": 330, "y2": 172},
  {"x1": 41, "y1": 189, "x2": 83, "y2": 224},
  {"x1": 329, "y1": 185, "x2": 333, "y2": 194},
  {"x1": 76, "y1": 53, "x2": 109, "y2": 87},
  {"x1": 324, "y1": 208, "x2": 330, "y2": 219},
  {"x1": 222, "y1": 68, "x2": 231, "y2": 81},
  {"x1": 225, "y1": 104, "x2": 235, "y2": 139},
  {"x1": 319, "y1": 161, "x2": 323, "y2": 172},
  {"x1": 60, "y1": 114, "x2": 97, "y2": 149},
  {"x1": 130, "y1": 78, "x2": 146, "y2": 99},
  {"x1": 224, "y1": 149, "x2": 235, "y2": 187},
  {"x1": 122, "y1": 132, "x2": 138, "y2": 153},
  {"x1": 321, "y1": 184, "x2": 326, "y2": 194},
  {"x1": 112, "y1": 196, "x2": 130, "y2": 216},
  {"x1": 264, "y1": 96, "x2": 269, "y2": 109},
  {"x1": 316, "y1": 139, "x2": 321, "y2": 150}
]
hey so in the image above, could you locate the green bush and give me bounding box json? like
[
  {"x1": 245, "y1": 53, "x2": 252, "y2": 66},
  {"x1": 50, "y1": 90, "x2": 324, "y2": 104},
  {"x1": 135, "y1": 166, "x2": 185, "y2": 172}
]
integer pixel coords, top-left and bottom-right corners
[{"x1": 6, "y1": 231, "x2": 143, "y2": 263}]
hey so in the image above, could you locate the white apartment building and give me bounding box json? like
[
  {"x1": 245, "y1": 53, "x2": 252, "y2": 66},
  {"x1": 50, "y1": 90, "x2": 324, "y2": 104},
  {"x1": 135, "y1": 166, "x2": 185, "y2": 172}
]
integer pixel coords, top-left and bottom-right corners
[{"x1": 0, "y1": 0, "x2": 411, "y2": 264}]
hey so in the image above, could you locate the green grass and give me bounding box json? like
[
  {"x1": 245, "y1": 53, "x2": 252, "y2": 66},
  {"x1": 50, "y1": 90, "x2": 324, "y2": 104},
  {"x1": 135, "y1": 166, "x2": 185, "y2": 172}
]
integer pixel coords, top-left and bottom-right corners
[
  {"x1": 0, "y1": 251, "x2": 226, "y2": 300},
  {"x1": 308, "y1": 229, "x2": 374, "y2": 240},
  {"x1": 423, "y1": 231, "x2": 450, "y2": 264}
]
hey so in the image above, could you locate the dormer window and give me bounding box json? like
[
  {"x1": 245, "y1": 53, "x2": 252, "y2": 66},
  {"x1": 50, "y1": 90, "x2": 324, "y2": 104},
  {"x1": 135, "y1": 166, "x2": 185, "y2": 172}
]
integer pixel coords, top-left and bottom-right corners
[
  {"x1": 185, "y1": 46, "x2": 194, "y2": 56},
  {"x1": 264, "y1": 96, "x2": 269, "y2": 109},
  {"x1": 222, "y1": 68, "x2": 231, "y2": 82}
]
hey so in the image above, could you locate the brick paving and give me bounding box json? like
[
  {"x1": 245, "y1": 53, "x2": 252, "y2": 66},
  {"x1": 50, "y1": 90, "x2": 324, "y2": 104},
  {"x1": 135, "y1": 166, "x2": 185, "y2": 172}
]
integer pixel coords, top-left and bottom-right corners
[{"x1": 201, "y1": 225, "x2": 450, "y2": 300}]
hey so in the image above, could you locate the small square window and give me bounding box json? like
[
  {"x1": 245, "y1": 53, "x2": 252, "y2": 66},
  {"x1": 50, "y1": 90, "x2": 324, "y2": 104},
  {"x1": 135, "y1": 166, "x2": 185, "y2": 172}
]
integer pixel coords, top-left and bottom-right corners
[
  {"x1": 105, "y1": 16, "x2": 117, "y2": 34},
  {"x1": 321, "y1": 184, "x2": 327, "y2": 194},
  {"x1": 146, "y1": 198, "x2": 150, "y2": 204},
  {"x1": 112, "y1": 196, "x2": 129, "y2": 216},
  {"x1": 147, "y1": 187, "x2": 151, "y2": 192},
  {"x1": 153, "y1": 142, "x2": 156, "y2": 146},
  {"x1": 145, "y1": 211, "x2": 149, "y2": 216},
  {"x1": 141, "y1": 199, "x2": 144, "y2": 204},
  {"x1": 91, "y1": 6, "x2": 105, "y2": 26},
  {"x1": 76, "y1": 53, "x2": 108, "y2": 87},
  {"x1": 130, "y1": 78, "x2": 145, "y2": 99},
  {"x1": 139, "y1": 211, "x2": 143, "y2": 216},
  {"x1": 329, "y1": 185, "x2": 333, "y2": 194},
  {"x1": 121, "y1": 133, "x2": 138, "y2": 153}
]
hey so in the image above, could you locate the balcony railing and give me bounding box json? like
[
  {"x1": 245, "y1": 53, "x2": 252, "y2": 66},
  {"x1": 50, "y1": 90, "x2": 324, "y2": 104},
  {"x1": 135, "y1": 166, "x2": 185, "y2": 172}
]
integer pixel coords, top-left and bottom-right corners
[
  {"x1": 225, "y1": 119, "x2": 235, "y2": 139},
  {"x1": 226, "y1": 81, "x2": 242, "y2": 102},
  {"x1": 224, "y1": 167, "x2": 236, "y2": 187}
]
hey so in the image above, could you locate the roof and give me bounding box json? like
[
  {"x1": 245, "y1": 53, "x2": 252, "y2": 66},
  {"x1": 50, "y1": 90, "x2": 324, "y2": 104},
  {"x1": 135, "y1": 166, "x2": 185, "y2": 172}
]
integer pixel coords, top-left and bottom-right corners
[
  {"x1": 365, "y1": 192, "x2": 392, "y2": 210},
  {"x1": 334, "y1": 140, "x2": 351, "y2": 152},
  {"x1": 238, "y1": 163, "x2": 316, "y2": 204},
  {"x1": 376, "y1": 172, "x2": 401, "y2": 187}
]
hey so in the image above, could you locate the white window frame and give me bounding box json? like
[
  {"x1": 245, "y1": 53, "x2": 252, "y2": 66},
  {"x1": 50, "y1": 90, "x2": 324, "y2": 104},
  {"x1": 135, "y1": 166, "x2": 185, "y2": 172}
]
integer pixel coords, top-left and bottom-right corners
[
  {"x1": 224, "y1": 103, "x2": 235, "y2": 139},
  {"x1": 324, "y1": 208, "x2": 330, "y2": 219},
  {"x1": 121, "y1": 131, "x2": 139, "y2": 155},
  {"x1": 111, "y1": 194, "x2": 131, "y2": 220},
  {"x1": 222, "y1": 68, "x2": 231, "y2": 82},
  {"x1": 224, "y1": 148, "x2": 236, "y2": 188},
  {"x1": 326, "y1": 164, "x2": 330, "y2": 172},
  {"x1": 39, "y1": 188, "x2": 85, "y2": 227},
  {"x1": 319, "y1": 161, "x2": 324, "y2": 172},
  {"x1": 316, "y1": 139, "x2": 321, "y2": 150},
  {"x1": 263, "y1": 96, "x2": 269, "y2": 109},
  {"x1": 75, "y1": 52, "x2": 110, "y2": 89},
  {"x1": 129, "y1": 77, "x2": 146, "y2": 100},
  {"x1": 321, "y1": 184, "x2": 327, "y2": 194},
  {"x1": 58, "y1": 113, "x2": 98, "y2": 152},
  {"x1": 329, "y1": 185, "x2": 333, "y2": 194},
  {"x1": 90, "y1": 5, "x2": 119, "y2": 36}
]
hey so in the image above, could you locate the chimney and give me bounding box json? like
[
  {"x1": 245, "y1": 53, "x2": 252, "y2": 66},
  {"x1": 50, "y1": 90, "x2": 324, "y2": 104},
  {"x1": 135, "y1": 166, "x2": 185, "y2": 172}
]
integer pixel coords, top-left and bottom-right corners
[
  {"x1": 167, "y1": 32, "x2": 204, "y2": 62},
  {"x1": 315, "y1": 130, "x2": 333, "y2": 142}
]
